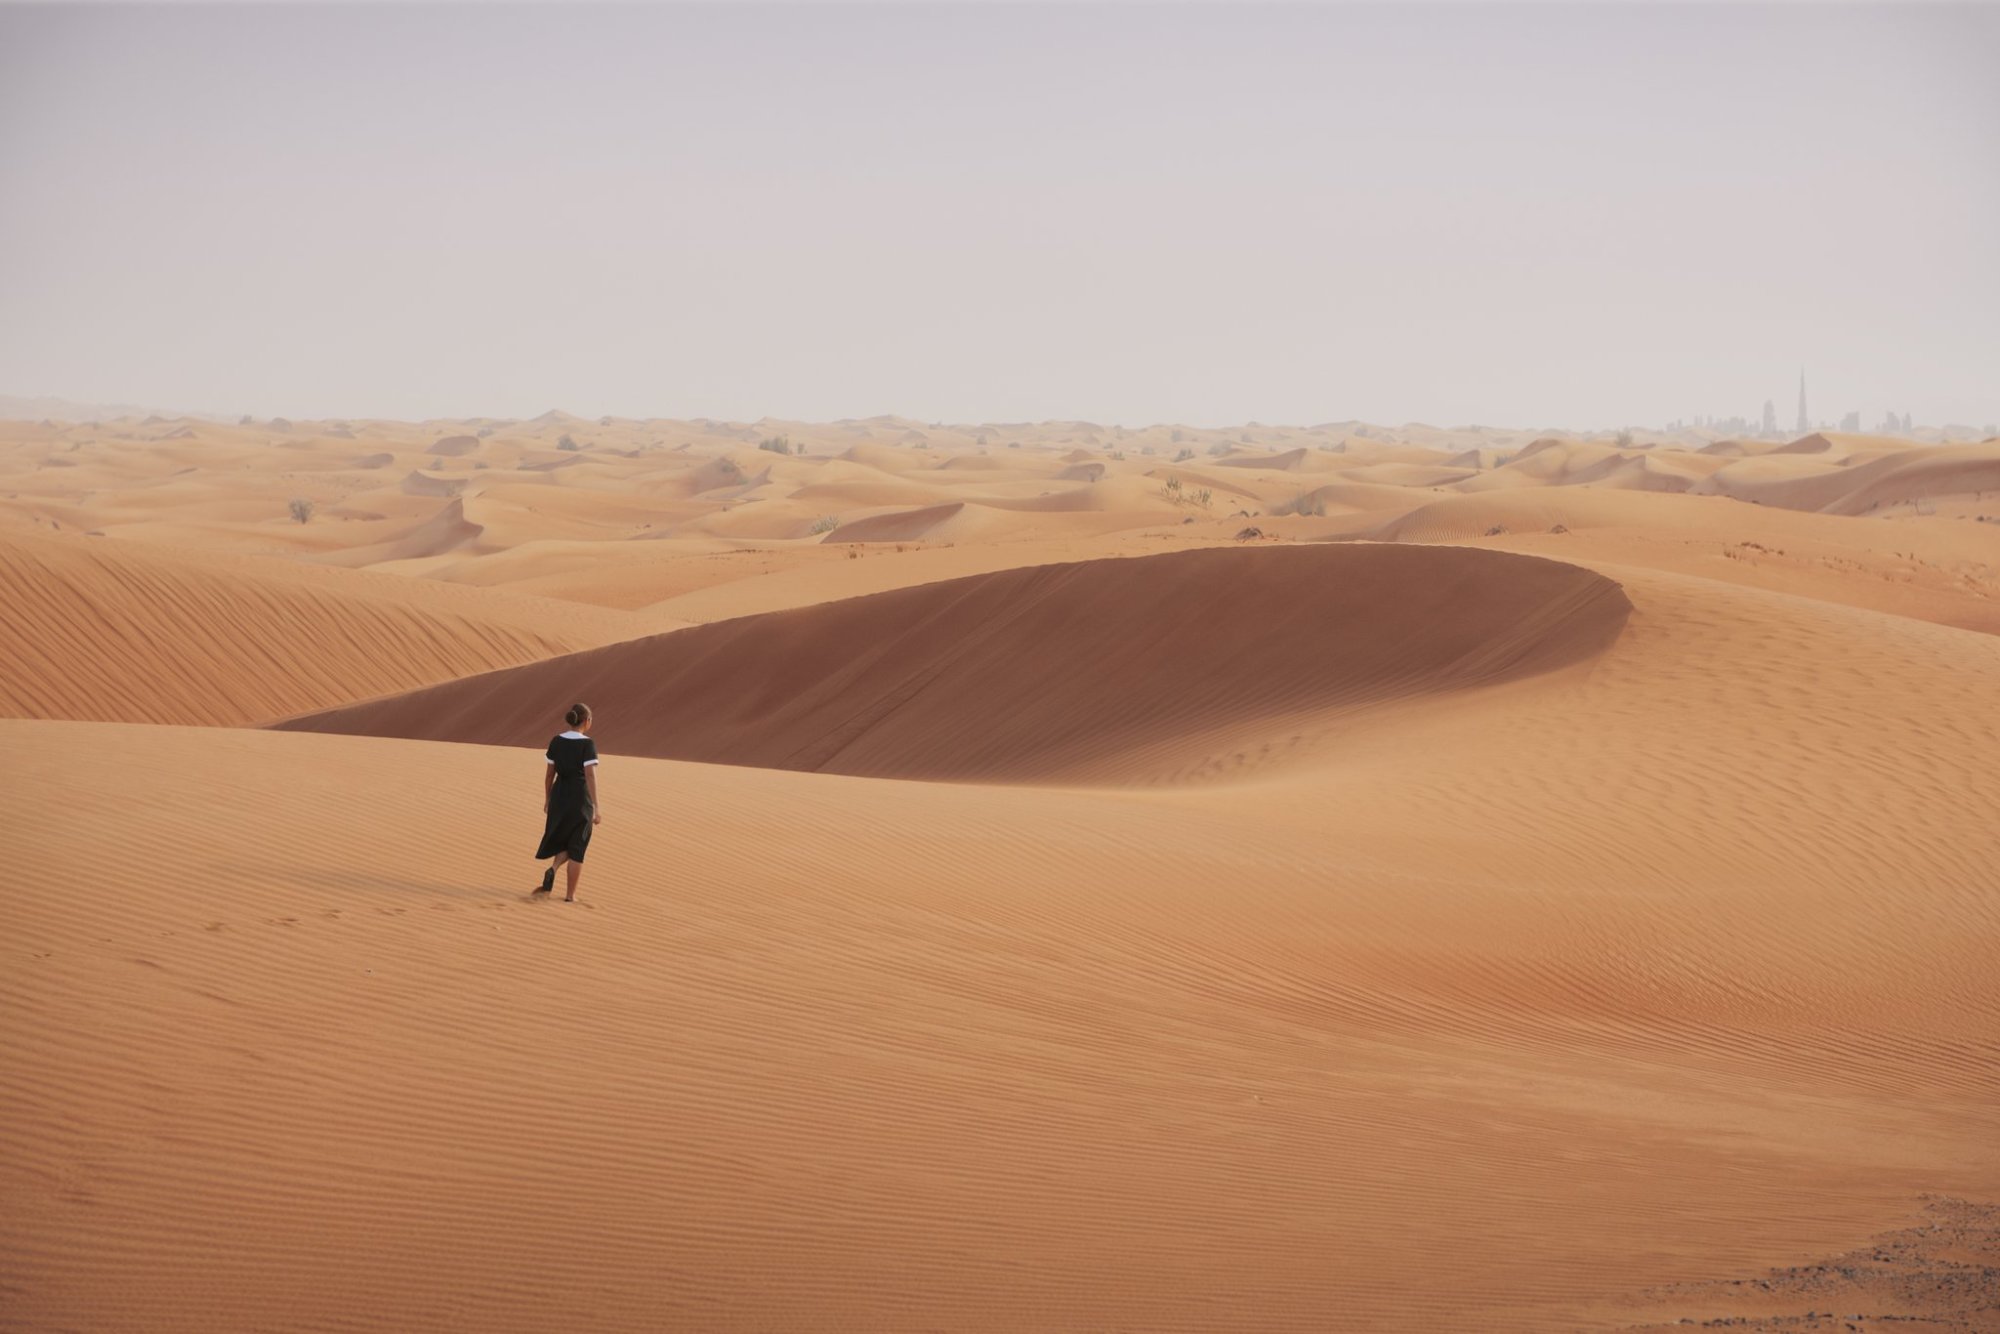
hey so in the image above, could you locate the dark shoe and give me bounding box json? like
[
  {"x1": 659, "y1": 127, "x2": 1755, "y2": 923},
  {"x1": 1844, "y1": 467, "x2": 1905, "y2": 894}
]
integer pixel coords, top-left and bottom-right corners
[{"x1": 534, "y1": 866, "x2": 555, "y2": 894}]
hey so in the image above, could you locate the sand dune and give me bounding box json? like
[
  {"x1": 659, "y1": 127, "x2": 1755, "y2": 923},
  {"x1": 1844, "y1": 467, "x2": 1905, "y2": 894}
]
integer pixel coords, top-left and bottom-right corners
[
  {"x1": 7, "y1": 551, "x2": 1997, "y2": 1330},
  {"x1": 935, "y1": 452, "x2": 1014, "y2": 471},
  {"x1": 5, "y1": 411, "x2": 2000, "y2": 1332},
  {"x1": 399, "y1": 468, "x2": 466, "y2": 498},
  {"x1": 787, "y1": 476, "x2": 960, "y2": 509},
  {"x1": 279, "y1": 544, "x2": 1630, "y2": 782},
  {"x1": 0, "y1": 529, "x2": 631, "y2": 726},
  {"x1": 1333, "y1": 460, "x2": 1475, "y2": 488},
  {"x1": 835, "y1": 441, "x2": 932, "y2": 471},
  {"x1": 1338, "y1": 485, "x2": 1725, "y2": 542},
  {"x1": 1694, "y1": 441, "x2": 2000, "y2": 516},
  {"x1": 821, "y1": 499, "x2": 977, "y2": 543},
  {"x1": 312, "y1": 497, "x2": 489, "y2": 567},
  {"x1": 1562, "y1": 450, "x2": 1717, "y2": 492},
  {"x1": 1214, "y1": 445, "x2": 1328, "y2": 471}
]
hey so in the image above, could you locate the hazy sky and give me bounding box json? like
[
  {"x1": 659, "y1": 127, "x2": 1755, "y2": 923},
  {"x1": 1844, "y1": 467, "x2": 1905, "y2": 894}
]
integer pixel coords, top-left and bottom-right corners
[{"x1": 2, "y1": 3, "x2": 1995, "y2": 429}]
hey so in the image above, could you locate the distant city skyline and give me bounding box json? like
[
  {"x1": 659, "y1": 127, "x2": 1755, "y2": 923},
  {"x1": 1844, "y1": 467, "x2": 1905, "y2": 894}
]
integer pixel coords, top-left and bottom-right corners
[
  {"x1": 1663, "y1": 372, "x2": 1952, "y2": 441},
  {"x1": 6, "y1": 387, "x2": 1987, "y2": 442},
  {"x1": 3, "y1": 5, "x2": 1995, "y2": 429}
]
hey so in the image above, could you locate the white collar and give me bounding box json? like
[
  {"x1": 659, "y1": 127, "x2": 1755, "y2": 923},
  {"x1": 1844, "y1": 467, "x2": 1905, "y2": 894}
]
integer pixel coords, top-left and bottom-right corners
[{"x1": 558, "y1": 730, "x2": 586, "y2": 739}]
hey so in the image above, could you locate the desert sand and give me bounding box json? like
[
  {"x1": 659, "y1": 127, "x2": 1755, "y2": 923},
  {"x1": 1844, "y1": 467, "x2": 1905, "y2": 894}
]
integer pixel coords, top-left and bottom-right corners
[{"x1": 3, "y1": 411, "x2": 1998, "y2": 1331}]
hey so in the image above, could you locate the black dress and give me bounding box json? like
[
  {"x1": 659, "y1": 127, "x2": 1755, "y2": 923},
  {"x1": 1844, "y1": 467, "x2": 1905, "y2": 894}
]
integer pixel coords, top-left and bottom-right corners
[{"x1": 536, "y1": 731, "x2": 599, "y2": 862}]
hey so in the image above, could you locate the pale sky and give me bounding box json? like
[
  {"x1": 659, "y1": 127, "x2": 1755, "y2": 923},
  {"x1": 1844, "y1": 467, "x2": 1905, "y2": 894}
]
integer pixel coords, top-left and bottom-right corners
[{"x1": 2, "y1": 3, "x2": 1995, "y2": 429}]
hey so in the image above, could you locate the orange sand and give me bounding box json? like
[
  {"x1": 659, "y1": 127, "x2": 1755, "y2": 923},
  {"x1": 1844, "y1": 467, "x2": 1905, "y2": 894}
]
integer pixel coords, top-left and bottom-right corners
[{"x1": 2, "y1": 412, "x2": 1997, "y2": 1331}]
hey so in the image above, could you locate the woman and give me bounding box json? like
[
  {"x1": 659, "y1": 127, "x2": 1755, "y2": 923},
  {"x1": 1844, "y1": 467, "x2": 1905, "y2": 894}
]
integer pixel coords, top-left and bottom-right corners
[{"x1": 535, "y1": 703, "x2": 601, "y2": 902}]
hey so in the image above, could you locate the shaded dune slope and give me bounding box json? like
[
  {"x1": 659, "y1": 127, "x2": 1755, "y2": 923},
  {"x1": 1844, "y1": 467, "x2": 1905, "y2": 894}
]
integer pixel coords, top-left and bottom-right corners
[
  {"x1": 1692, "y1": 442, "x2": 2000, "y2": 515},
  {"x1": 279, "y1": 545, "x2": 1631, "y2": 782},
  {"x1": 822, "y1": 501, "x2": 970, "y2": 543},
  {"x1": 0, "y1": 531, "x2": 608, "y2": 726}
]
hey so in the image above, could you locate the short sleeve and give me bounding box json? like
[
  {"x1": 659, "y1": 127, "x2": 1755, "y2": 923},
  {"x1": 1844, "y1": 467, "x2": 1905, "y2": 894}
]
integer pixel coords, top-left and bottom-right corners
[
  {"x1": 546, "y1": 736, "x2": 558, "y2": 766},
  {"x1": 583, "y1": 739, "x2": 600, "y2": 767}
]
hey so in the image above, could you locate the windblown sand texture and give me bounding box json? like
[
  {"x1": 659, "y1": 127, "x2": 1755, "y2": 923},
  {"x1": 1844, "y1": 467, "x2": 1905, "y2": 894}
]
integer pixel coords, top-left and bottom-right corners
[{"x1": 3, "y1": 410, "x2": 1998, "y2": 1331}]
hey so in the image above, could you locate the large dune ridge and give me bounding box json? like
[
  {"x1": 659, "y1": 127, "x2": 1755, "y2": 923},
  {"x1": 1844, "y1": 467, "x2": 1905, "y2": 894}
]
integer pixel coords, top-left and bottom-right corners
[
  {"x1": 2, "y1": 411, "x2": 1999, "y2": 1330},
  {"x1": 276, "y1": 544, "x2": 1633, "y2": 783}
]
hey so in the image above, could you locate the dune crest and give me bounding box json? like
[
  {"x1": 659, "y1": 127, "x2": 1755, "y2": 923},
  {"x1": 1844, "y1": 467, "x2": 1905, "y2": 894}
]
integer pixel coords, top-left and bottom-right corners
[{"x1": 278, "y1": 544, "x2": 1631, "y2": 782}]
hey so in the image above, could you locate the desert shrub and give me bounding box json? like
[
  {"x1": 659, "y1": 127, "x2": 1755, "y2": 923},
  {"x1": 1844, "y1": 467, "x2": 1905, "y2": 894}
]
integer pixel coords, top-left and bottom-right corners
[
  {"x1": 1171, "y1": 429, "x2": 1184, "y2": 443},
  {"x1": 1278, "y1": 492, "x2": 1327, "y2": 517},
  {"x1": 1162, "y1": 475, "x2": 1183, "y2": 496},
  {"x1": 758, "y1": 435, "x2": 793, "y2": 455},
  {"x1": 1485, "y1": 524, "x2": 1506, "y2": 536},
  {"x1": 557, "y1": 434, "x2": 580, "y2": 451},
  {"x1": 1174, "y1": 447, "x2": 1196, "y2": 462},
  {"x1": 808, "y1": 515, "x2": 840, "y2": 535},
  {"x1": 1109, "y1": 449, "x2": 1126, "y2": 461},
  {"x1": 1207, "y1": 442, "x2": 1232, "y2": 456},
  {"x1": 1007, "y1": 440, "x2": 1020, "y2": 449},
  {"x1": 1614, "y1": 429, "x2": 1634, "y2": 448},
  {"x1": 1235, "y1": 526, "x2": 1264, "y2": 541},
  {"x1": 288, "y1": 497, "x2": 314, "y2": 524}
]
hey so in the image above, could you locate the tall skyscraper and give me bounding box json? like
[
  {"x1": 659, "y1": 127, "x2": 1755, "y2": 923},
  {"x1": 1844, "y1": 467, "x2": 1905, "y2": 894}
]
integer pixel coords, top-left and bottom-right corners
[{"x1": 1796, "y1": 370, "x2": 1808, "y2": 434}]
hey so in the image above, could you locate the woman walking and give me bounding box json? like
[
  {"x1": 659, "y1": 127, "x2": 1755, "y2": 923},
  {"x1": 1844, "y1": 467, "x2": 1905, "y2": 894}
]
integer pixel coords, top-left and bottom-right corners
[{"x1": 535, "y1": 703, "x2": 601, "y2": 902}]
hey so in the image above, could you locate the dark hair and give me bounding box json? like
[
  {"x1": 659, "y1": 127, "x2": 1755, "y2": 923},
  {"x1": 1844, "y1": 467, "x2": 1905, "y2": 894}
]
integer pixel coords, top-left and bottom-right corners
[{"x1": 565, "y1": 702, "x2": 592, "y2": 728}]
